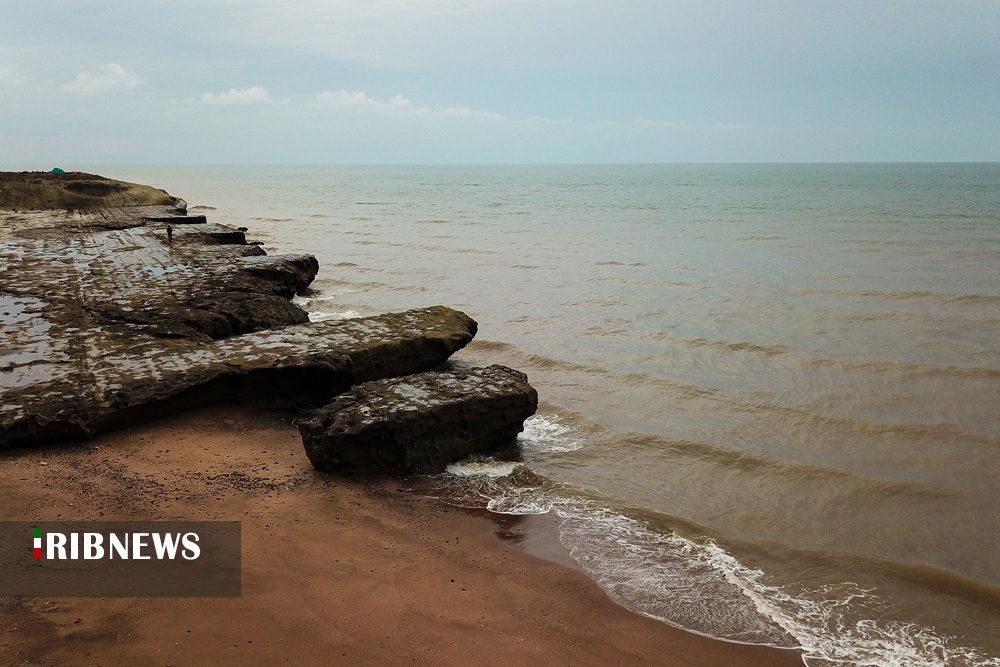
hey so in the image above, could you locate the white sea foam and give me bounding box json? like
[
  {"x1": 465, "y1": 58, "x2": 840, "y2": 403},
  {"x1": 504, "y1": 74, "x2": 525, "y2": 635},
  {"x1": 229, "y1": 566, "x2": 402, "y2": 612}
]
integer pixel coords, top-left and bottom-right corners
[
  {"x1": 433, "y1": 469, "x2": 1000, "y2": 666},
  {"x1": 517, "y1": 414, "x2": 583, "y2": 453},
  {"x1": 291, "y1": 295, "x2": 362, "y2": 322},
  {"x1": 463, "y1": 480, "x2": 794, "y2": 645},
  {"x1": 445, "y1": 459, "x2": 520, "y2": 478},
  {"x1": 309, "y1": 309, "x2": 362, "y2": 322},
  {"x1": 698, "y1": 543, "x2": 1000, "y2": 667}
]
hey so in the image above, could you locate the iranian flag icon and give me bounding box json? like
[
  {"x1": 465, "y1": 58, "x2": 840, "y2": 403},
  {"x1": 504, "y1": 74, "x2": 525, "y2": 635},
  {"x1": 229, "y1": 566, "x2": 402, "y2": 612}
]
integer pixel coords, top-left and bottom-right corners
[{"x1": 33, "y1": 527, "x2": 42, "y2": 560}]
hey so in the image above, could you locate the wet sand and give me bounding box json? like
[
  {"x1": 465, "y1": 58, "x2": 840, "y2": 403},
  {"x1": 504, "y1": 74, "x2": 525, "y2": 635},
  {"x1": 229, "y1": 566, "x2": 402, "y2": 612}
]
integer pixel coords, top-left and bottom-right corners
[{"x1": 0, "y1": 407, "x2": 803, "y2": 666}]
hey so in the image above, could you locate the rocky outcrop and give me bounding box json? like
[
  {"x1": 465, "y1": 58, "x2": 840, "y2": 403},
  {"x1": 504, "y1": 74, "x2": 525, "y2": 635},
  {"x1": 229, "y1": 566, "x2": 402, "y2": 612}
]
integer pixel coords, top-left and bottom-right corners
[
  {"x1": 297, "y1": 365, "x2": 537, "y2": 475},
  {"x1": 0, "y1": 306, "x2": 477, "y2": 448},
  {"x1": 0, "y1": 203, "x2": 319, "y2": 344},
  {"x1": 0, "y1": 171, "x2": 176, "y2": 211},
  {"x1": 2, "y1": 172, "x2": 532, "y2": 475},
  {"x1": 1, "y1": 175, "x2": 480, "y2": 450}
]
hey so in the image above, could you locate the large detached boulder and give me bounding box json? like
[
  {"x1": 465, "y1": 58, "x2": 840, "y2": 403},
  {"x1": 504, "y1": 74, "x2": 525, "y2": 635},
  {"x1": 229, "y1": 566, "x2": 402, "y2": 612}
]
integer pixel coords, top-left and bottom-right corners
[{"x1": 298, "y1": 365, "x2": 538, "y2": 475}]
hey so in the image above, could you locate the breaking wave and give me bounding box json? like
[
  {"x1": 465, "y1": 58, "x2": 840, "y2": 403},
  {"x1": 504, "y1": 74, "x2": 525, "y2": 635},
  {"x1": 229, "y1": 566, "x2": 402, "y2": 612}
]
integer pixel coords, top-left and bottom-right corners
[
  {"x1": 518, "y1": 414, "x2": 583, "y2": 453},
  {"x1": 426, "y1": 465, "x2": 1000, "y2": 666}
]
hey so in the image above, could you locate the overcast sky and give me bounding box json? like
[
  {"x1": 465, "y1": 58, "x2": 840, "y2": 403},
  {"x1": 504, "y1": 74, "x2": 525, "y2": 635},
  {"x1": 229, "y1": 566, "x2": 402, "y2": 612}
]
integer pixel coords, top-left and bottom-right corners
[{"x1": 1, "y1": 0, "x2": 997, "y2": 164}]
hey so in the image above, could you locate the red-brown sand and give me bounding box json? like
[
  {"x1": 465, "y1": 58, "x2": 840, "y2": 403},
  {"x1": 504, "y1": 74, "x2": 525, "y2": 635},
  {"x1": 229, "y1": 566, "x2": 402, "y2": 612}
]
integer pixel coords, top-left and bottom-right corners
[{"x1": 0, "y1": 407, "x2": 803, "y2": 666}]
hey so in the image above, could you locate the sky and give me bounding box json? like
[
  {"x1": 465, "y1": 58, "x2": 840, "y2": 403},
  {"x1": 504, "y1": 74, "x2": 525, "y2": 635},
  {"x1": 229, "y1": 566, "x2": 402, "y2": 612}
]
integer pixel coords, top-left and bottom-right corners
[{"x1": 1, "y1": 0, "x2": 998, "y2": 164}]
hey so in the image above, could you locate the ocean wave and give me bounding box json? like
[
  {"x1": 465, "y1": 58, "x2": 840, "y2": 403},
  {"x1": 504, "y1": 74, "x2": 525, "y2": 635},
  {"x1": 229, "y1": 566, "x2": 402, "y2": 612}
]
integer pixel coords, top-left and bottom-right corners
[
  {"x1": 291, "y1": 294, "x2": 364, "y2": 321},
  {"x1": 611, "y1": 431, "x2": 958, "y2": 502},
  {"x1": 308, "y1": 310, "x2": 362, "y2": 322},
  {"x1": 465, "y1": 339, "x2": 609, "y2": 375},
  {"x1": 445, "y1": 458, "x2": 520, "y2": 478},
  {"x1": 806, "y1": 357, "x2": 1000, "y2": 381},
  {"x1": 424, "y1": 467, "x2": 1000, "y2": 666},
  {"x1": 792, "y1": 287, "x2": 1000, "y2": 306},
  {"x1": 518, "y1": 414, "x2": 584, "y2": 453},
  {"x1": 702, "y1": 544, "x2": 1000, "y2": 667},
  {"x1": 681, "y1": 336, "x2": 792, "y2": 356},
  {"x1": 581, "y1": 325, "x2": 630, "y2": 337},
  {"x1": 734, "y1": 401, "x2": 1000, "y2": 449},
  {"x1": 309, "y1": 279, "x2": 430, "y2": 294},
  {"x1": 465, "y1": 340, "x2": 726, "y2": 401},
  {"x1": 464, "y1": 340, "x2": 998, "y2": 451},
  {"x1": 351, "y1": 239, "x2": 499, "y2": 255},
  {"x1": 644, "y1": 330, "x2": 797, "y2": 356}
]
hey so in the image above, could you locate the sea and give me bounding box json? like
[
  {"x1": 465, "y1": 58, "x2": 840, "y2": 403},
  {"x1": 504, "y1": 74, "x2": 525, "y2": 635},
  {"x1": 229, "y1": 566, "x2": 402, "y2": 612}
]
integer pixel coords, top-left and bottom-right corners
[{"x1": 54, "y1": 163, "x2": 1000, "y2": 665}]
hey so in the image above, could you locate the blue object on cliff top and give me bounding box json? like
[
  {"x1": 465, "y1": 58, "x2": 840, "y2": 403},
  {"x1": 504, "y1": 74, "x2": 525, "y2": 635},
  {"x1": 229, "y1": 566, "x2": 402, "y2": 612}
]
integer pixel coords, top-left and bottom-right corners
[{"x1": 51, "y1": 167, "x2": 65, "y2": 175}]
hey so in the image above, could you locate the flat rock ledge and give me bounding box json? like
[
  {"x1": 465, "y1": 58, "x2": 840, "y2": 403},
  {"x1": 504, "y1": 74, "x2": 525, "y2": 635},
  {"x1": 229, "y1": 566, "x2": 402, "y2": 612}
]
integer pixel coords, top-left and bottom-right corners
[
  {"x1": 2, "y1": 172, "x2": 534, "y2": 476},
  {"x1": 1, "y1": 173, "x2": 480, "y2": 449},
  {"x1": 0, "y1": 306, "x2": 477, "y2": 449},
  {"x1": 298, "y1": 365, "x2": 538, "y2": 475}
]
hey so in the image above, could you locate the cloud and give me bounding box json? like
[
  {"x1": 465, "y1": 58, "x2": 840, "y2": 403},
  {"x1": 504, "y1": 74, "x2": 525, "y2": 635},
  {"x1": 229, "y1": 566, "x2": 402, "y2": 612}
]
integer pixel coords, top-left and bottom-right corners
[
  {"x1": 63, "y1": 63, "x2": 142, "y2": 94},
  {"x1": 315, "y1": 90, "x2": 415, "y2": 111},
  {"x1": 200, "y1": 86, "x2": 273, "y2": 105},
  {"x1": 633, "y1": 117, "x2": 687, "y2": 129},
  {"x1": 0, "y1": 64, "x2": 26, "y2": 87},
  {"x1": 314, "y1": 90, "x2": 502, "y2": 120},
  {"x1": 440, "y1": 105, "x2": 503, "y2": 121}
]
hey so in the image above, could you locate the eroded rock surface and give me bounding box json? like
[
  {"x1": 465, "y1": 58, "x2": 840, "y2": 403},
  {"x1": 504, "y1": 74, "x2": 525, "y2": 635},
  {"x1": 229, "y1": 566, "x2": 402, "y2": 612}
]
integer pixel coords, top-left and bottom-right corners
[
  {"x1": 298, "y1": 365, "x2": 538, "y2": 475},
  {"x1": 0, "y1": 202, "x2": 317, "y2": 344},
  {"x1": 1, "y1": 175, "x2": 478, "y2": 449},
  {"x1": 0, "y1": 171, "x2": 176, "y2": 211},
  {"x1": 1, "y1": 305, "x2": 477, "y2": 448}
]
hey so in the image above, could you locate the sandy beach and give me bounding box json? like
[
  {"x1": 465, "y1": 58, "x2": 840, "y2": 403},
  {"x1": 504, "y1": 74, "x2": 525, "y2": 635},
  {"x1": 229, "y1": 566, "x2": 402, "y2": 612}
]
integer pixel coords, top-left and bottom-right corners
[{"x1": 0, "y1": 406, "x2": 803, "y2": 666}]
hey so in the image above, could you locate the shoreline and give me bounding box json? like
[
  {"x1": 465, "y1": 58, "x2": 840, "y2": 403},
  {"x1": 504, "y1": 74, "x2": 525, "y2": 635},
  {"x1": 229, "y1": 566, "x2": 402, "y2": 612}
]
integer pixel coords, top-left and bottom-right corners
[{"x1": 0, "y1": 406, "x2": 804, "y2": 666}]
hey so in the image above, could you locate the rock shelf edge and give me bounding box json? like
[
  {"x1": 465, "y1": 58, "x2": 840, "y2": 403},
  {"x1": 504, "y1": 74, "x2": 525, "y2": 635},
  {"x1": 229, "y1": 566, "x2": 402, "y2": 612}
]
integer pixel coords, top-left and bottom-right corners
[{"x1": 2, "y1": 173, "x2": 536, "y2": 473}]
